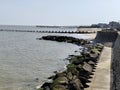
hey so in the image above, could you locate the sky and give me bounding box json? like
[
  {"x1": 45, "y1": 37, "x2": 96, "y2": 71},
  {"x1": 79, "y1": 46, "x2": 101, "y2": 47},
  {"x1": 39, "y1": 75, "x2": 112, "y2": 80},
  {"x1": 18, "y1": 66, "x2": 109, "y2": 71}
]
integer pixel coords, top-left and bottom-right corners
[{"x1": 0, "y1": 0, "x2": 120, "y2": 26}]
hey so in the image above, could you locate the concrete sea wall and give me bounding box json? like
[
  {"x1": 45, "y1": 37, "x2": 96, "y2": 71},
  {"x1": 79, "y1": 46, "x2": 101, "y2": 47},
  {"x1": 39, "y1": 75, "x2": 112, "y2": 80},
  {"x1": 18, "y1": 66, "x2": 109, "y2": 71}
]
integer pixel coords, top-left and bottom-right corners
[
  {"x1": 93, "y1": 31, "x2": 120, "y2": 90},
  {"x1": 94, "y1": 31, "x2": 118, "y2": 47},
  {"x1": 95, "y1": 31, "x2": 120, "y2": 90},
  {"x1": 112, "y1": 32, "x2": 120, "y2": 90}
]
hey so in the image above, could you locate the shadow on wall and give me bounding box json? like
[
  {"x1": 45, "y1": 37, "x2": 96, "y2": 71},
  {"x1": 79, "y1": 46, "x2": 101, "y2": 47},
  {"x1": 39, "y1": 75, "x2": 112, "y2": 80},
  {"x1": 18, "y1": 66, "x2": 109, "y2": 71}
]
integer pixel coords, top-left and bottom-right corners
[
  {"x1": 94, "y1": 31, "x2": 118, "y2": 47},
  {"x1": 111, "y1": 34, "x2": 120, "y2": 90}
]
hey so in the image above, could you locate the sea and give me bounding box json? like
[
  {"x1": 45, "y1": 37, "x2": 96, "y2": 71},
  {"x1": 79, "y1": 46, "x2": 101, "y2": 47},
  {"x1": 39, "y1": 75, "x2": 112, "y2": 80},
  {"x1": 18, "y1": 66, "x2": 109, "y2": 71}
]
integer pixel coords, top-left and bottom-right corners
[{"x1": 0, "y1": 25, "x2": 90, "y2": 90}]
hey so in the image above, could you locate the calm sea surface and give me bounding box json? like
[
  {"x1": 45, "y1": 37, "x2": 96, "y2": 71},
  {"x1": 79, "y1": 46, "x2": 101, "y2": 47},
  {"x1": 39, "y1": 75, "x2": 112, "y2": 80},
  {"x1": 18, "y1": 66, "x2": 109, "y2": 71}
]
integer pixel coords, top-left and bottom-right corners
[{"x1": 0, "y1": 26, "x2": 90, "y2": 90}]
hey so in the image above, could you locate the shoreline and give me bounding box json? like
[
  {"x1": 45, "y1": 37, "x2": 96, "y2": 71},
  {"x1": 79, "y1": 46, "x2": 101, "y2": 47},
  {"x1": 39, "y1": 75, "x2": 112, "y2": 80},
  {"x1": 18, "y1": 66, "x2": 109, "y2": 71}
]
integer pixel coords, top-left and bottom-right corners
[
  {"x1": 37, "y1": 35, "x2": 104, "y2": 90},
  {"x1": 83, "y1": 33, "x2": 96, "y2": 40}
]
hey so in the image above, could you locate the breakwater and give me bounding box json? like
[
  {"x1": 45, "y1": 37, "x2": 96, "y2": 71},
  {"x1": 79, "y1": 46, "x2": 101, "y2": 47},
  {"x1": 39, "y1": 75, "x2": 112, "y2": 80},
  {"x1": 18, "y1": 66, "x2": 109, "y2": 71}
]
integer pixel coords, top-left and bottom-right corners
[
  {"x1": 39, "y1": 36, "x2": 89, "y2": 45},
  {"x1": 0, "y1": 25, "x2": 101, "y2": 34},
  {"x1": 0, "y1": 29, "x2": 96, "y2": 34},
  {"x1": 37, "y1": 36, "x2": 104, "y2": 90}
]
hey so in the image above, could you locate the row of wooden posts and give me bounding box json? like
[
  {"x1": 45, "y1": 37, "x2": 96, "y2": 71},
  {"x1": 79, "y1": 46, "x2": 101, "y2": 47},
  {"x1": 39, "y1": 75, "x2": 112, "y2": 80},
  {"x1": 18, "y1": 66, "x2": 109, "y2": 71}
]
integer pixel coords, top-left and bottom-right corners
[{"x1": 0, "y1": 29, "x2": 97, "y2": 34}]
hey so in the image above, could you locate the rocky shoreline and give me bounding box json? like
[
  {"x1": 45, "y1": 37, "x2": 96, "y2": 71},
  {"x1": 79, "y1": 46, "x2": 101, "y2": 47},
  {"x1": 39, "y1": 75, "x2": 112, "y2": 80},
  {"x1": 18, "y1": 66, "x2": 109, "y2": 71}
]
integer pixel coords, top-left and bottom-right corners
[{"x1": 37, "y1": 36, "x2": 104, "y2": 90}]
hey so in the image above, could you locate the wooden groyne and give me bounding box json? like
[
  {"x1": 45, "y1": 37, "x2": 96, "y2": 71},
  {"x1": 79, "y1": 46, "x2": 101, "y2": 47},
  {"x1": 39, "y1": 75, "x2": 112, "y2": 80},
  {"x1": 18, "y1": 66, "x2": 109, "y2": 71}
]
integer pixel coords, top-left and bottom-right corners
[
  {"x1": 0, "y1": 29, "x2": 97, "y2": 34},
  {"x1": 0, "y1": 25, "x2": 102, "y2": 34}
]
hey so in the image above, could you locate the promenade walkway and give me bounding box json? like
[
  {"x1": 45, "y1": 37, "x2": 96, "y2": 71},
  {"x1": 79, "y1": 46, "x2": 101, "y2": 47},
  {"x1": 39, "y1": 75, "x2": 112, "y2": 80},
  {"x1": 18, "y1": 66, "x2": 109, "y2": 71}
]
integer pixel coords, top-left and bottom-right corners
[{"x1": 85, "y1": 47, "x2": 111, "y2": 90}]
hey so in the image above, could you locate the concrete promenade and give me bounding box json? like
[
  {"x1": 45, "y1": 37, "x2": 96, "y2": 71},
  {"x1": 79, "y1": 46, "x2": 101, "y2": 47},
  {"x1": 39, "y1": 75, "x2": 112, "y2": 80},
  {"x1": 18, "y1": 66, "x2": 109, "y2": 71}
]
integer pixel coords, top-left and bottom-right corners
[{"x1": 85, "y1": 47, "x2": 111, "y2": 90}]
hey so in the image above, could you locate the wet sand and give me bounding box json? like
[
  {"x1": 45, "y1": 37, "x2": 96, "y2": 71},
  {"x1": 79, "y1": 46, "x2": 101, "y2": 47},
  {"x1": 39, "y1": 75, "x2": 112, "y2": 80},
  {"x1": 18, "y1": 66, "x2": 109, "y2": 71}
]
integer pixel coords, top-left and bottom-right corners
[{"x1": 83, "y1": 33, "x2": 97, "y2": 40}]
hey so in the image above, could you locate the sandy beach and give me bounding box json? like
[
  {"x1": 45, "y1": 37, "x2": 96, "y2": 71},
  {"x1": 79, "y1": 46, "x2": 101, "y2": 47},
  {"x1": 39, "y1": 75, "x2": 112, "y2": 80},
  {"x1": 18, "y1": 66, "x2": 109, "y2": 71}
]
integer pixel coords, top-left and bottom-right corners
[{"x1": 85, "y1": 33, "x2": 97, "y2": 39}]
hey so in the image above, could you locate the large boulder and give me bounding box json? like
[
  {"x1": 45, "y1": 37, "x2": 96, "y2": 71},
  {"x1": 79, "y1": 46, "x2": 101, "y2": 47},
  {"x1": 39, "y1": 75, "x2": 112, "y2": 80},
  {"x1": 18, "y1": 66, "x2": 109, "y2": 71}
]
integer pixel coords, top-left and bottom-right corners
[
  {"x1": 70, "y1": 78, "x2": 84, "y2": 90},
  {"x1": 69, "y1": 56, "x2": 84, "y2": 65},
  {"x1": 90, "y1": 48, "x2": 100, "y2": 55},
  {"x1": 66, "y1": 72, "x2": 73, "y2": 81},
  {"x1": 89, "y1": 53, "x2": 98, "y2": 62},
  {"x1": 88, "y1": 60, "x2": 96, "y2": 67},
  {"x1": 83, "y1": 62, "x2": 93, "y2": 73},
  {"x1": 67, "y1": 64, "x2": 79, "y2": 75},
  {"x1": 52, "y1": 77, "x2": 68, "y2": 86},
  {"x1": 55, "y1": 72, "x2": 66, "y2": 79},
  {"x1": 52, "y1": 85, "x2": 67, "y2": 90}
]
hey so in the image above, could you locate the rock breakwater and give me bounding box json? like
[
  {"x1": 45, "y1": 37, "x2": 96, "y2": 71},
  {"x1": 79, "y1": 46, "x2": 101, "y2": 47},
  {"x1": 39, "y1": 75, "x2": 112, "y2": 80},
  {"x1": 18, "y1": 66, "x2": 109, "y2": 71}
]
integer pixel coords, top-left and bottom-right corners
[
  {"x1": 39, "y1": 35, "x2": 89, "y2": 45},
  {"x1": 37, "y1": 36, "x2": 104, "y2": 90}
]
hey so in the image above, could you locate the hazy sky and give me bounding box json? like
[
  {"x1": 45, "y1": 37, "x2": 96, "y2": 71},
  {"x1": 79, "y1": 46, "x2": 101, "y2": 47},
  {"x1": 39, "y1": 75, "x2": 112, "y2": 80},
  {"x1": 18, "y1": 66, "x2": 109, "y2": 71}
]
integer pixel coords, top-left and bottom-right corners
[{"x1": 0, "y1": 0, "x2": 120, "y2": 25}]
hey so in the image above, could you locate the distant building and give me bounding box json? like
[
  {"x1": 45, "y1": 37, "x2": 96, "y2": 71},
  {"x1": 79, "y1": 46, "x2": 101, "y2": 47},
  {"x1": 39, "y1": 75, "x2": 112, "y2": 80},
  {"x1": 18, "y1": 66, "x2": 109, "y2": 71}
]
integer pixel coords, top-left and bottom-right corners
[
  {"x1": 91, "y1": 23, "x2": 109, "y2": 28},
  {"x1": 109, "y1": 21, "x2": 120, "y2": 29},
  {"x1": 91, "y1": 21, "x2": 120, "y2": 30},
  {"x1": 78, "y1": 21, "x2": 120, "y2": 31},
  {"x1": 97, "y1": 23, "x2": 109, "y2": 28},
  {"x1": 91, "y1": 24, "x2": 100, "y2": 28}
]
